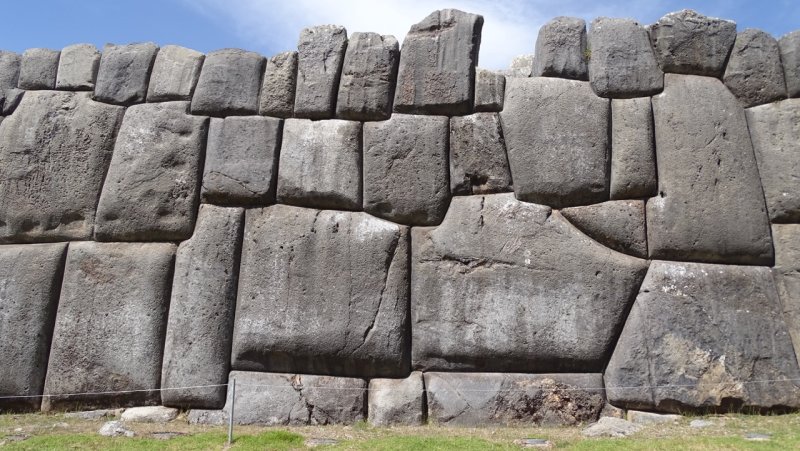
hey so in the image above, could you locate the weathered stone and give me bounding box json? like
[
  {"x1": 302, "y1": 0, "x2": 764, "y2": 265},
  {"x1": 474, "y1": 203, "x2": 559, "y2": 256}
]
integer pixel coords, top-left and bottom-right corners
[
  {"x1": 1, "y1": 88, "x2": 24, "y2": 115},
  {"x1": 600, "y1": 403, "x2": 626, "y2": 419},
  {"x1": 533, "y1": 17, "x2": 588, "y2": 80},
  {"x1": 560, "y1": 200, "x2": 647, "y2": 258},
  {"x1": 474, "y1": 68, "x2": 505, "y2": 112},
  {"x1": 363, "y1": 114, "x2": 450, "y2": 226},
  {"x1": 161, "y1": 205, "x2": 243, "y2": 409},
  {"x1": 424, "y1": 373, "x2": 605, "y2": 426},
  {"x1": 690, "y1": 419, "x2": 714, "y2": 428},
  {"x1": 648, "y1": 74, "x2": 773, "y2": 265},
  {"x1": 94, "y1": 42, "x2": 158, "y2": 106},
  {"x1": 0, "y1": 91, "x2": 124, "y2": 243},
  {"x1": 121, "y1": 406, "x2": 178, "y2": 423},
  {"x1": 276, "y1": 119, "x2": 362, "y2": 210},
  {"x1": 507, "y1": 54, "x2": 533, "y2": 77},
  {"x1": 723, "y1": 29, "x2": 787, "y2": 108},
  {"x1": 336, "y1": 32, "x2": 399, "y2": 121},
  {"x1": 0, "y1": 244, "x2": 67, "y2": 411},
  {"x1": 501, "y1": 77, "x2": 609, "y2": 208},
  {"x1": 368, "y1": 372, "x2": 425, "y2": 426},
  {"x1": 294, "y1": 25, "x2": 347, "y2": 119},
  {"x1": 0, "y1": 51, "x2": 20, "y2": 90},
  {"x1": 780, "y1": 31, "x2": 800, "y2": 97},
  {"x1": 64, "y1": 409, "x2": 123, "y2": 420},
  {"x1": 772, "y1": 224, "x2": 800, "y2": 368},
  {"x1": 610, "y1": 97, "x2": 657, "y2": 199},
  {"x1": 647, "y1": 9, "x2": 737, "y2": 78},
  {"x1": 582, "y1": 417, "x2": 641, "y2": 437},
  {"x1": 18, "y1": 48, "x2": 59, "y2": 89},
  {"x1": 588, "y1": 18, "x2": 664, "y2": 98},
  {"x1": 745, "y1": 99, "x2": 800, "y2": 223},
  {"x1": 146, "y1": 45, "x2": 204, "y2": 102},
  {"x1": 187, "y1": 409, "x2": 226, "y2": 425},
  {"x1": 95, "y1": 101, "x2": 208, "y2": 241},
  {"x1": 394, "y1": 9, "x2": 483, "y2": 115},
  {"x1": 201, "y1": 116, "x2": 282, "y2": 206},
  {"x1": 605, "y1": 260, "x2": 800, "y2": 412},
  {"x1": 449, "y1": 113, "x2": 511, "y2": 195},
  {"x1": 56, "y1": 44, "x2": 100, "y2": 90},
  {"x1": 626, "y1": 410, "x2": 681, "y2": 424},
  {"x1": 259, "y1": 51, "x2": 297, "y2": 118},
  {"x1": 98, "y1": 421, "x2": 134, "y2": 437},
  {"x1": 412, "y1": 194, "x2": 648, "y2": 372},
  {"x1": 232, "y1": 205, "x2": 409, "y2": 377},
  {"x1": 42, "y1": 242, "x2": 175, "y2": 410},
  {"x1": 190, "y1": 49, "x2": 264, "y2": 116}
]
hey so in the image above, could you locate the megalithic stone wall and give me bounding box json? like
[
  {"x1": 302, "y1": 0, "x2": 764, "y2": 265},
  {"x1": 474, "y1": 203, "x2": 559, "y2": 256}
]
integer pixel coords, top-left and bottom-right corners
[{"x1": 0, "y1": 8, "x2": 799, "y2": 424}]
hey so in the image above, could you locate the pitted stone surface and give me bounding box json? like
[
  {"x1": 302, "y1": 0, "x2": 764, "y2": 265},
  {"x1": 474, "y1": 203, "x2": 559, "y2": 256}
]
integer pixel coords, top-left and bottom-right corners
[
  {"x1": 507, "y1": 54, "x2": 533, "y2": 77},
  {"x1": 449, "y1": 113, "x2": 511, "y2": 195},
  {"x1": 56, "y1": 44, "x2": 100, "y2": 90},
  {"x1": 0, "y1": 51, "x2": 20, "y2": 91},
  {"x1": 294, "y1": 25, "x2": 348, "y2": 119},
  {"x1": 561, "y1": 200, "x2": 647, "y2": 259},
  {"x1": 94, "y1": 42, "x2": 158, "y2": 106},
  {"x1": 533, "y1": 17, "x2": 588, "y2": 80},
  {"x1": 18, "y1": 48, "x2": 59, "y2": 90},
  {"x1": 723, "y1": 29, "x2": 787, "y2": 108},
  {"x1": 368, "y1": 372, "x2": 425, "y2": 426},
  {"x1": 610, "y1": 97, "x2": 657, "y2": 199},
  {"x1": 474, "y1": 68, "x2": 504, "y2": 112},
  {"x1": 336, "y1": 32, "x2": 399, "y2": 121},
  {"x1": 191, "y1": 49, "x2": 264, "y2": 116},
  {"x1": 146, "y1": 45, "x2": 204, "y2": 102},
  {"x1": 412, "y1": 194, "x2": 648, "y2": 372},
  {"x1": 780, "y1": 31, "x2": 800, "y2": 97},
  {"x1": 772, "y1": 224, "x2": 800, "y2": 368},
  {"x1": 259, "y1": 51, "x2": 297, "y2": 118}
]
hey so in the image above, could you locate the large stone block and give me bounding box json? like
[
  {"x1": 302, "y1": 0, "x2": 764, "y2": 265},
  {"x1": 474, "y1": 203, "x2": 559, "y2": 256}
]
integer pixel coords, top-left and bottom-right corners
[
  {"x1": 561, "y1": 200, "x2": 647, "y2": 259},
  {"x1": 337, "y1": 32, "x2": 399, "y2": 121},
  {"x1": 648, "y1": 74, "x2": 773, "y2": 265},
  {"x1": 0, "y1": 51, "x2": 20, "y2": 90},
  {"x1": 501, "y1": 77, "x2": 609, "y2": 208},
  {"x1": 363, "y1": 114, "x2": 450, "y2": 226},
  {"x1": 146, "y1": 45, "x2": 204, "y2": 102},
  {"x1": 394, "y1": 9, "x2": 483, "y2": 115},
  {"x1": 533, "y1": 16, "x2": 588, "y2": 80},
  {"x1": 773, "y1": 224, "x2": 800, "y2": 367},
  {"x1": 0, "y1": 243, "x2": 67, "y2": 411},
  {"x1": 56, "y1": 44, "x2": 100, "y2": 90},
  {"x1": 449, "y1": 113, "x2": 511, "y2": 195},
  {"x1": 294, "y1": 25, "x2": 347, "y2": 119},
  {"x1": 232, "y1": 205, "x2": 410, "y2": 377},
  {"x1": 42, "y1": 242, "x2": 175, "y2": 410},
  {"x1": 474, "y1": 68, "x2": 504, "y2": 112},
  {"x1": 723, "y1": 29, "x2": 787, "y2": 108},
  {"x1": 18, "y1": 48, "x2": 59, "y2": 90},
  {"x1": 368, "y1": 372, "x2": 425, "y2": 426},
  {"x1": 0, "y1": 91, "x2": 124, "y2": 243},
  {"x1": 412, "y1": 194, "x2": 648, "y2": 372},
  {"x1": 609, "y1": 97, "x2": 657, "y2": 199},
  {"x1": 606, "y1": 260, "x2": 800, "y2": 412},
  {"x1": 94, "y1": 42, "x2": 158, "y2": 106},
  {"x1": 95, "y1": 102, "x2": 208, "y2": 242},
  {"x1": 161, "y1": 205, "x2": 243, "y2": 409},
  {"x1": 780, "y1": 31, "x2": 800, "y2": 97},
  {"x1": 259, "y1": 51, "x2": 297, "y2": 118},
  {"x1": 190, "y1": 49, "x2": 264, "y2": 116}
]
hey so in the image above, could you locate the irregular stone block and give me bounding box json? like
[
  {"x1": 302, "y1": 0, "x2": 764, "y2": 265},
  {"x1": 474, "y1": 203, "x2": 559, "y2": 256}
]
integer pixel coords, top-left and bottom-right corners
[
  {"x1": 561, "y1": 200, "x2": 647, "y2": 258},
  {"x1": 425, "y1": 373, "x2": 605, "y2": 426},
  {"x1": 232, "y1": 205, "x2": 410, "y2": 377},
  {"x1": 1, "y1": 88, "x2": 24, "y2": 115},
  {"x1": 42, "y1": 242, "x2": 175, "y2": 410},
  {"x1": 201, "y1": 116, "x2": 282, "y2": 206},
  {"x1": 648, "y1": 74, "x2": 773, "y2": 265},
  {"x1": 64, "y1": 409, "x2": 122, "y2": 420},
  {"x1": 56, "y1": 44, "x2": 100, "y2": 90},
  {"x1": 449, "y1": 113, "x2": 511, "y2": 195},
  {"x1": 474, "y1": 68, "x2": 505, "y2": 112},
  {"x1": 363, "y1": 114, "x2": 450, "y2": 226},
  {"x1": 161, "y1": 205, "x2": 243, "y2": 409},
  {"x1": 146, "y1": 45, "x2": 204, "y2": 102},
  {"x1": 745, "y1": 99, "x2": 800, "y2": 223},
  {"x1": 506, "y1": 53, "x2": 533, "y2": 77},
  {"x1": 95, "y1": 102, "x2": 208, "y2": 241},
  {"x1": 94, "y1": 42, "x2": 158, "y2": 106},
  {"x1": 294, "y1": 25, "x2": 347, "y2": 119},
  {"x1": 780, "y1": 31, "x2": 800, "y2": 97},
  {"x1": 501, "y1": 77, "x2": 609, "y2": 208},
  {"x1": 723, "y1": 29, "x2": 787, "y2": 108},
  {"x1": 772, "y1": 224, "x2": 800, "y2": 368},
  {"x1": 187, "y1": 409, "x2": 226, "y2": 425},
  {"x1": 259, "y1": 51, "x2": 297, "y2": 118},
  {"x1": 18, "y1": 48, "x2": 59, "y2": 89},
  {"x1": 98, "y1": 421, "x2": 134, "y2": 437},
  {"x1": 276, "y1": 119, "x2": 362, "y2": 210},
  {"x1": 394, "y1": 9, "x2": 483, "y2": 115},
  {"x1": 336, "y1": 32, "x2": 399, "y2": 121},
  {"x1": 0, "y1": 51, "x2": 20, "y2": 90},
  {"x1": 610, "y1": 97, "x2": 657, "y2": 199},
  {"x1": 0, "y1": 91, "x2": 124, "y2": 243},
  {"x1": 533, "y1": 16, "x2": 588, "y2": 80},
  {"x1": 0, "y1": 243, "x2": 67, "y2": 411},
  {"x1": 647, "y1": 9, "x2": 737, "y2": 78},
  {"x1": 582, "y1": 417, "x2": 641, "y2": 437},
  {"x1": 190, "y1": 49, "x2": 264, "y2": 116},
  {"x1": 412, "y1": 194, "x2": 648, "y2": 372},
  {"x1": 606, "y1": 260, "x2": 800, "y2": 412},
  {"x1": 627, "y1": 410, "x2": 681, "y2": 424},
  {"x1": 121, "y1": 406, "x2": 178, "y2": 423},
  {"x1": 368, "y1": 372, "x2": 425, "y2": 426},
  {"x1": 588, "y1": 18, "x2": 664, "y2": 98}
]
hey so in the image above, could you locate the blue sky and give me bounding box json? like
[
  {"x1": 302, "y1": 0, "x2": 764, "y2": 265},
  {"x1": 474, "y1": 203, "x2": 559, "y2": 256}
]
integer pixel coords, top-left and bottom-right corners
[{"x1": 3, "y1": 1, "x2": 798, "y2": 69}]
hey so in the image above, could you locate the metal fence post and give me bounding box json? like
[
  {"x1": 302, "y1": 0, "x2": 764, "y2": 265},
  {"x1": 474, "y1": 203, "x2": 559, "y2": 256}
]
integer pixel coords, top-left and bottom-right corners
[{"x1": 227, "y1": 378, "x2": 236, "y2": 445}]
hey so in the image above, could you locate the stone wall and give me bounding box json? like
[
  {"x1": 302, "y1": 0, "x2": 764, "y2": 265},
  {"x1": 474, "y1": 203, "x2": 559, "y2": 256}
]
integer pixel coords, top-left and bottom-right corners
[{"x1": 1, "y1": 8, "x2": 800, "y2": 424}]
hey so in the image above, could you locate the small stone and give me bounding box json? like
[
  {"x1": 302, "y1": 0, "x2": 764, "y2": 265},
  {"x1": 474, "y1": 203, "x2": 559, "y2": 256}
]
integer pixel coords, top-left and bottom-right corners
[
  {"x1": 0, "y1": 51, "x2": 20, "y2": 90},
  {"x1": 474, "y1": 68, "x2": 505, "y2": 112},
  {"x1": 690, "y1": 419, "x2": 713, "y2": 428},
  {"x1": 626, "y1": 410, "x2": 682, "y2": 424},
  {"x1": 98, "y1": 421, "x2": 134, "y2": 438},
  {"x1": 610, "y1": 97, "x2": 657, "y2": 199},
  {"x1": 533, "y1": 16, "x2": 588, "y2": 80},
  {"x1": 507, "y1": 54, "x2": 534, "y2": 77},
  {"x1": 780, "y1": 31, "x2": 800, "y2": 97},
  {"x1": 368, "y1": 372, "x2": 425, "y2": 426},
  {"x1": 600, "y1": 403, "x2": 626, "y2": 419},
  {"x1": 582, "y1": 417, "x2": 641, "y2": 437},
  {"x1": 294, "y1": 25, "x2": 347, "y2": 119},
  {"x1": 449, "y1": 113, "x2": 511, "y2": 195},
  {"x1": 94, "y1": 42, "x2": 158, "y2": 106},
  {"x1": 120, "y1": 406, "x2": 179, "y2": 423},
  {"x1": 515, "y1": 439, "x2": 553, "y2": 449},
  {"x1": 336, "y1": 32, "x2": 399, "y2": 121},
  {"x1": 745, "y1": 433, "x2": 771, "y2": 442},
  {"x1": 187, "y1": 409, "x2": 227, "y2": 425},
  {"x1": 64, "y1": 409, "x2": 123, "y2": 420},
  {"x1": 190, "y1": 48, "x2": 264, "y2": 116},
  {"x1": 146, "y1": 45, "x2": 204, "y2": 102},
  {"x1": 724, "y1": 29, "x2": 787, "y2": 108},
  {"x1": 56, "y1": 44, "x2": 100, "y2": 90},
  {"x1": 18, "y1": 48, "x2": 59, "y2": 89},
  {"x1": 259, "y1": 51, "x2": 297, "y2": 118},
  {"x1": 560, "y1": 200, "x2": 647, "y2": 258}
]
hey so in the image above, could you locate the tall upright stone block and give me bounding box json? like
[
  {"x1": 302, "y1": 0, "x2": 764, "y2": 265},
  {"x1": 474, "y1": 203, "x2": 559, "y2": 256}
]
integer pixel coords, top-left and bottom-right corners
[
  {"x1": 146, "y1": 45, "x2": 204, "y2": 102},
  {"x1": 336, "y1": 32, "x2": 399, "y2": 121},
  {"x1": 723, "y1": 29, "x2": 787, "y2": 108},
  {"x1": 772, "y1": 224, "x2": 800, "y2": 367},
  {"x1": 610, "y1": 97, "x2": 657, "y2": 199},
  {"x1": 190, "y1": 49, "x2": 264, "y2": 116},
  {"x1": 56, "y1": 44, "x2": 100, "y2": 90},
  {"x1": 0, "y1": 51, "x2": 21, "y2": 91},
  {"x1": 18, "y1": 48, "x2": 59, "y2": 90},
  {"x1": 294, "y1": 25, "x2": 347, "y2": 119},
  {"x1": 94, "y1": 42, "x2": 158, "y2": 106},
  {"x1": 259, "y1": 51, "x2": 297, "y2": 118},
  {"x1": 533, "y1": 16, "x2": 588, "y2": 80},
  {"x1": 780, "y1": 31, "x2": 800, "y2": 97},
  {"x1": 449, "y1": 113, "x2": 511, "y2": 195},
  {"x1": 473, "y1": 68, "x2": 505, "y2": 112}
]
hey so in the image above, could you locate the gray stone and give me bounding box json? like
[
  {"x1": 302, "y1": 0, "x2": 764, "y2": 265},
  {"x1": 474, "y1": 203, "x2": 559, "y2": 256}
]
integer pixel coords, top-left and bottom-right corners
[
  {"x1": 605, "y1": 260, "x2": 800, "y2": 412},
  {"x1": 424, "y1": 373, "x2": 605, "y2": 426},
  {"x1": 690, "y1": 419, "x2": 714, "y2": 428},
  {"x1": 18, "y1": 48, "x2": 59, "y2": 89},
  {"x1": 780, "y1": 31, "x2": 800, "y2": 97},
  {"x1": 187, "y1": 409, "x2": 226, "y2": 425},
  {"x1": 0, "y1": 51, "x2": 20, "y2": 90},
  {"x1": 95, "y1": 101, "x2": 208, "y2": 241},
  {"x1": 0, "y1": 91, "x2": 124, "y2": 243},
  {"x1": 474, "y1": 68, "x2": 504, "y2": 112},
  {"x1": 723, "y1": 29, "x2": 787, "y2": 108},
  {"x1": 161, "y1": 205, "x2": 243, "y2": 409},
  {"x1": 412, "y1": 194, "x2": 648, "y2": 372},
  {"x1": 42, "y1": 242, "x2": 175, "y2": 410},
  {"x1": 56, "y1": 44, "x2": 100, "y2": 90},
  {"x1": 276, "y1": 119, "x2": 362, "y2": 210},
  {"x1": 507, "y1": 54, "x2": 533, "y2": 77},
  {"x1": 201, "y1": 116, "x2": 282, "y2": 206},
  {"x1": 533, "y1": 17, "x2": 588, "y2": 80},
  {"x1": 363, "y1": 114, "x2": 450, "y2": 226},
  {"x1": 394, "y1": 9, "x2": 483, "y2": 115},
  {"x1": 121, "y1": 406, "x2": 178, "y2": 423},
  {"x1": 94, "y1": 42, "x2": 158, "y2": 106},
  {"x1": 146, "y1": 45, "x2": 204, "y2": 102},
  {"x1": 772, "y1": 224, "x2": 800, "y2": 368},
  {"x1": 98, "y1": 421, "x2": 134, "y2": 438},
  {"x1": 294, "y1": 25, "x2": 347, "y2": 119},
  {"x1": 501, "y1": 77, "x2": 609, "y2": 208},
  {"x1": 1, "y1": 88, "x2": 24, "y2": 115},
  {"x1": 368, "y1": 372, "x2": 425, "y2": 426},
  {"x1": 64, "y1": 409, "x2": 123, "y2": 420},
  {"x1": 626, "y1": 410, "x2": 681, "y2": 424},
  {"x1": 232, "y1": 205, "x2": 410, "y2": 377},
  {"x1": 648, "y1": 74, "x2": 773, "y2": 265},
  {"x1": 336, "y1": 32, "x2": 399, "y2": 121},
  {"x1": 745, "y1": 433, "x2": 771, "y2": 441},
  {"x1": 0, "y1": 244, "x2": 67, "y2": 411},
  {"x1": 647, "y1": 9, "x2": 737, "y2": 78},
  {"x1": 449, "y1": 113, "x2": 511, "y2": 195},
  {"x1": 190, "y1": 48, "x2": 264, "y2": 116},
  {"x1": 259, "y1": 51, "x2": 297, "y2": 118},
  {"x1": 745, "y1": 99, "x2": 800, "y2": 223},
  {"x1": 610, "y1": 97, "x2": 657, "y2": 199},
  {"x1": 588, "y1": 18, "x2": 664, "y2": 98},
  {"x1": 600, "y1": 403, "x2": 626, "y2": 419},
  {"x1": 582, "y1": 417, "x2": 641, "y2": 437},
  {"x1": 561, "y1": 200, "x2": 647, "y2": 258}
]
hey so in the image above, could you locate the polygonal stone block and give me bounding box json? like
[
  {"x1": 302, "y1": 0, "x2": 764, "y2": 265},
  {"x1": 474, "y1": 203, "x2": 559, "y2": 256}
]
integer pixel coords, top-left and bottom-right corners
[
  {"x1": 723, "y1": 29, "x2": 787, "y2": 108},
  {"x1": 294, "y1": 25, "x2": 347, "y2": 119},
  {"x1": 449, "y1": 113, "x2": 511, "y2": 195},
  {"x1": 533, "y1": 16, "x2": 588, "y2": 80},
  {"x1": 610, "y1": 97, "x2": 657, "y2": 199},
  {"x1": 474, "y1": 68, "x2": 505, "y2": 112},
  {"x1": 18, "y1": 48, "x2": 59, "y2": 90},
  {"x1": 336, "y1": 32, "x2": 399, "y2": 121},
  {"x1": 146, "y1": 45, "x2": 204, "y2": 102},
  {"x1": 56, "y1": 44, "x2": 100, "y2": 90},
  {"x1": 94, "y1": 42, "x2": 158, "y2": 106},
  {"x1": 259, "y1": 51, "x2": 297, "y2": 118},
  {"x1": 190, "y1": 49, "x2": 264, "y2": 116}
]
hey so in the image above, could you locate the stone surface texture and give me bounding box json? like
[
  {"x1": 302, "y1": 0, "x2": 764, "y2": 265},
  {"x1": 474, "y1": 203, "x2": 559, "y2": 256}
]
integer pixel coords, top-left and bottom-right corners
[
  {"x1": 336, "y1": 32, "x2": 399, "y2": 121},
  {"x1": 449, "y1": 113, "x2": 511, "y2": 195},
  {"x1": 0, "y1": 51, "x2": 21, "y2": 91},
  {"x1": 780, "y1": 31, "x2": 800, "y2": 97},
  {"x1": 56, "y1": 44, "x2": 100, "y2": 90},
  {"x1": 120, "y1": 406, "x2": 178, "y2": 423},
  {"x1": 610, "y1": 97, "x2": 657, "y2": 199},
  {"x1": 94, "y1": 42, "x2": 158, "y2": 106},
  {"x1": 627, "y1": 410, "x2": 682, "y2": 424},
  {"x1": 98, "y1": 421, "x2": 134, "y2": 437},
  {"x1": 507, "y1": 54, "x2": 533, "y2": 77},
  {"x1": 18, "y1": 48, "x2": 59, "y2": 90},
  {"x1": 723, "y1": 29, "x2": 787, "y2": 108},
  {"x1": 582, "y1": 417, "x2": 641, "y2": 437},
  {"x1": 772, "y1": 224, "x2": 800, "y2": 368},
  {"x1": 474, "y1": 68, "x2": 505, "y2": 112},
  {"x1": 259, "y1": 51, "x2": 297, "y2": 117},
  {"x1": 147, "y1": 45, "x2": 204, "y2": 102},
  {"x1": 368, "y1": 372, "x2": 426, "y2": 426},
  {"x1": 190, "y1": 49, "x2": 264, "y2": 116},
  {"x1": 533, "y1": 17, "x2": 588, "y2": 80},
  {"x1": 560, "y1": 200, "x2": 648, "y2": 258},
  {"x1": 294, "y1": 25, "x2": 348, "y2": 119}
]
